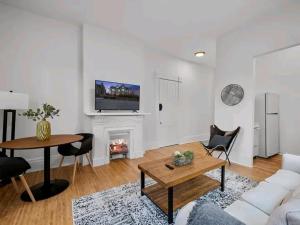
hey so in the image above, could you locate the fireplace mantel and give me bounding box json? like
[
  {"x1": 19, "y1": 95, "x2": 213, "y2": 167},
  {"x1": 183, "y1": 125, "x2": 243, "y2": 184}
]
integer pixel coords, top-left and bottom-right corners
[
  {"x1": 90, "y1": 113, "x2": 149, "y2": 166},
  {"x1": 85, "y1": 112, "x2": 151, "y2": 116}
]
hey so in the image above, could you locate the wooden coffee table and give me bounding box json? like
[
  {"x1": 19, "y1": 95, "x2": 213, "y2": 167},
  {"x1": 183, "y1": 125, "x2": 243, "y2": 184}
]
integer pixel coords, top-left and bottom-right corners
[{"x1": 138, "y1": 154, "x2": 226, "y2": 224}]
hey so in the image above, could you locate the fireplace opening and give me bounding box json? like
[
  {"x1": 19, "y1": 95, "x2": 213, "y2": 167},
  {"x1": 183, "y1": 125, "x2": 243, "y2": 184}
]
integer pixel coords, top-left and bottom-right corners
[
  {"x1": 110, "y1": 139, "x2": 128, "y2": 156},
  {"x1": 109, "y1": 131, "x2": 129, "y2": 159}
]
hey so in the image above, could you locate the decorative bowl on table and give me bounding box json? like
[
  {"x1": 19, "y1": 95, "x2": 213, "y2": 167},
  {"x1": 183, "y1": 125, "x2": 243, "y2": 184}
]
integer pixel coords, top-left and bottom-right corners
[{"x1": 173, "y1": 150, "x2": 194, "y2": 167}]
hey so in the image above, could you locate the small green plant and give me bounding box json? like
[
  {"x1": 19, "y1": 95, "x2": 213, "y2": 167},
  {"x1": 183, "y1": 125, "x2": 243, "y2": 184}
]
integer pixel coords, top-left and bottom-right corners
[
  {"x1": 19, "y1": 103, "x2": 60, "y2": 121},
  {"x1": 174, "y1": 150, "x2": 194, "y2": 160},
  {"x1": 183, "y1": 151, "x2": 194, "y2": 160},
  {"x1": 173, "y1": 150, "x2": 194, "y2": 166}
]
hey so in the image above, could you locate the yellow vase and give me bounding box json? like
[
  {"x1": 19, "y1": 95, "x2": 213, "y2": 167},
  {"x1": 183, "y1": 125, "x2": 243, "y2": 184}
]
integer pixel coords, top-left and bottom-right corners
[{"x1": 36, "y1": 120, "x2": 51, "y2": 141}]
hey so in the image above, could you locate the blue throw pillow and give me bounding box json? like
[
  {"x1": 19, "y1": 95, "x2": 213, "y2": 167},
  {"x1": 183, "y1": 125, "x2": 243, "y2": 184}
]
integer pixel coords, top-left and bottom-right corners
[{"x1": 188, "y1": 202, "x2": 245, "y2": 225}]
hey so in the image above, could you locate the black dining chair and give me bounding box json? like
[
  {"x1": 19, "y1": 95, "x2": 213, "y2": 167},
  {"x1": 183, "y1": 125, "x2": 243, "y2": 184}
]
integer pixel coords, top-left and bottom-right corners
[
  {"x1": 0, "y1": 157, "x2": 36, "y2": 202},
  {"x1": 201, "y1": 125, "x2": 240, "y2": 165},
  {"x1": 57, "y1": 133, "x2": 97, "y2": 183}
]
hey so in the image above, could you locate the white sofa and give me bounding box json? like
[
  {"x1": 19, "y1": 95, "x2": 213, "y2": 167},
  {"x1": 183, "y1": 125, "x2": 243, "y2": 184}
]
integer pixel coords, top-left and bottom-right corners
[{"x1": 175, "y1": 154, "x2": 300, "y2": 225}]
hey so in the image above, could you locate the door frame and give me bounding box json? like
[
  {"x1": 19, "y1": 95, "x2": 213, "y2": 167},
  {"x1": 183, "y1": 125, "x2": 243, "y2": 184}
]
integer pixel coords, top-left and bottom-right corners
[{"x1": 155, "y1": 75, "x2": 182, "y2": 148}]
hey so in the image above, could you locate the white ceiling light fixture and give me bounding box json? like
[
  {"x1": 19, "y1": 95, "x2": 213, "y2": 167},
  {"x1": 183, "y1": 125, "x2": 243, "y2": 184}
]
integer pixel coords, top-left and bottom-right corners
[{"x1": 194, "y1": 51, "x2": 205, "y2": 58}]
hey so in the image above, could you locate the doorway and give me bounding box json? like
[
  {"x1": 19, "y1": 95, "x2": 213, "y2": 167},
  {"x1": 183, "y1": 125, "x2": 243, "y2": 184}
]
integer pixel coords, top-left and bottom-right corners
[{"x1": 158, "y1": 77, "x2": 180, "y2": 147}]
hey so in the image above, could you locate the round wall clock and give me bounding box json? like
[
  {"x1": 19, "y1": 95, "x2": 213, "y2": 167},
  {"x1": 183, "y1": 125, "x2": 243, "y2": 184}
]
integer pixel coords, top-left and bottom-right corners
[{"x1": 221, "y1": 84, "x2": 244, "y2": 106}]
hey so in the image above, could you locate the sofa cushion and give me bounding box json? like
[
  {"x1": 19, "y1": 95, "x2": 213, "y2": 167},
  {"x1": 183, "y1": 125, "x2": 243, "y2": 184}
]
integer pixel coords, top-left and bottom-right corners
[
  {"x1": 225, "y1": 200, "x2": 269, "y2": 225},
  {"x1": 241, "y1": 181, "x2": 289, "y2": 215},
  {"x1": 266, "y1": 198, "x2": 300, "y2": 225},
  {"x1": 266, "y1": 169, "x2": 300, "y2": 191}
]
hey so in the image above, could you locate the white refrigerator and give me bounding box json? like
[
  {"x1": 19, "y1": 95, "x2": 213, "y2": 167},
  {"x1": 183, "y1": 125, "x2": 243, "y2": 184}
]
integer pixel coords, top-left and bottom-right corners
[{"x1": 254, "y1": 93, "x2": 280, "y2": 158}]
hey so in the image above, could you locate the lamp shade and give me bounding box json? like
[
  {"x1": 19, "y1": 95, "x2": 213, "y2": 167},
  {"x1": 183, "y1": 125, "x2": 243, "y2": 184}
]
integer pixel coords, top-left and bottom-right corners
[{"x1": 0, "y1": 91, "x2": 29, "y2": 110}]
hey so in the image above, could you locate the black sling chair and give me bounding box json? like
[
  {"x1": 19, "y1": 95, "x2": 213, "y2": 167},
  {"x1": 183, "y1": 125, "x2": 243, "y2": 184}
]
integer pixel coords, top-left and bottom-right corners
[{"x1": 201, "y1": 125, "x2": 240, "y2": 165}]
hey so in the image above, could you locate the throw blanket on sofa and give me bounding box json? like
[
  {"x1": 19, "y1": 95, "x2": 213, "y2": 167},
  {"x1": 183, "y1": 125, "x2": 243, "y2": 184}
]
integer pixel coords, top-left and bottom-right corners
[{"x1": 187, "y1": 202, "x2": 245, "y2": 225}]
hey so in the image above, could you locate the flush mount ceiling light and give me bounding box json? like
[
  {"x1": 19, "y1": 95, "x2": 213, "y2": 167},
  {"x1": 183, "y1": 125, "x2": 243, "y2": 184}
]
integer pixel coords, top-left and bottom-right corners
[{"x1": 194, "y1": 51, "x2": 205, "y2": 57}]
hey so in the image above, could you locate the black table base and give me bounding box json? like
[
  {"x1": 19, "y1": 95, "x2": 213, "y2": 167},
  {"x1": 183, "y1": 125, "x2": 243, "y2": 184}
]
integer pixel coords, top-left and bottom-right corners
[
  {"x1": 21, "y1": 179, "x2": 69, "y2": 202},
  {"x1": 21, "y1": 147, "x2": 70, "y2": 202}
]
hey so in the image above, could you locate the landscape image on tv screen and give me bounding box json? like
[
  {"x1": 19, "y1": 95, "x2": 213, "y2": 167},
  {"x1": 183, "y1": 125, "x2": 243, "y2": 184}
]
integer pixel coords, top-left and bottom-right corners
[{"x1": 95, "y1": 80, "x2": 140, "y2": 110}]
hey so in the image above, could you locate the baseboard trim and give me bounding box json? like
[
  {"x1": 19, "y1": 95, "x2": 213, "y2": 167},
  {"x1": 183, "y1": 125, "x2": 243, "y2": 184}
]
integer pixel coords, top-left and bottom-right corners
[
  {"x1": 144, "y1": 141, "x2": 159, "y2": 151},
  {"x1": 213, "y1": 153, "x2": 253, "y2": 168},
  {"x1": 27, "y1": 154, "x2": 76, "y2": 172},
  {"x1": 129, "y1": 151, "x2": 144, "y2": 159},
  {"x1": 179, "y1": 133, "x2": 209, "y2": 144},
  {"x1": 92, "y1": 156, "x2": 108, "y2": 166}
]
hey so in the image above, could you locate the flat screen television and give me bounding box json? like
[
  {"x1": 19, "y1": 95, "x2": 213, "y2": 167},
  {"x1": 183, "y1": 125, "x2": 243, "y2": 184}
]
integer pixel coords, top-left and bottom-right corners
[{"x1": 95, "y1": 80, "x2": 140, "y2": 111}]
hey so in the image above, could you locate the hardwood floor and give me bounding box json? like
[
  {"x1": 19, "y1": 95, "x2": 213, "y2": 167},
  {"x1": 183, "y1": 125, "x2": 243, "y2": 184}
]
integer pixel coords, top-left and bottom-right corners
[{"x1": 0, "y1": 142, "x2": 281, "y2": 225}]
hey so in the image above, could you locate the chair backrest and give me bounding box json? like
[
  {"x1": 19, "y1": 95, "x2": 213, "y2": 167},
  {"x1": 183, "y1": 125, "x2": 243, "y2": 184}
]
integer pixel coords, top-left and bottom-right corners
[
  {"x1": 0, "y1": 151, "x2": 7, "y2": 158},
  {"x1": 76, "y1": 133, "x2": 94, "y2": 155},
  {"x1": 209, "y1": 125, "x2": 240, "y2": 150}
]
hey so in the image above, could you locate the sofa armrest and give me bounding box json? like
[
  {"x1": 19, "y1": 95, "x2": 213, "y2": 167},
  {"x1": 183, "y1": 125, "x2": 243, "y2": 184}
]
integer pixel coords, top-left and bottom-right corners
[{"x1": 282, "y1": 154, "x2": 300, "y2": 174}]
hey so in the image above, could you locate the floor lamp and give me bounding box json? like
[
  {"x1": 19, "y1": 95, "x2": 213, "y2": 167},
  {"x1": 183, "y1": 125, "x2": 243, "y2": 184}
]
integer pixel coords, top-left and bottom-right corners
[{"x1": 0, "y1": 91, "x2": 29, "y2": 157}]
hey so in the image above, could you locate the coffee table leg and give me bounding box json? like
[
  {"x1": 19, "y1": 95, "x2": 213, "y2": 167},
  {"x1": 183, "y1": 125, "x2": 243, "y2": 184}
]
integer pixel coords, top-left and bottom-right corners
[
  {"x1": 141, "y1": 171, "x2": 145, "y2": 196},
  {"x1": 221, "y1": 165, "x2": 225, "y2": 192},
  {"x1": 168, "y1": 187, "x2": 173, "y2": 224}
]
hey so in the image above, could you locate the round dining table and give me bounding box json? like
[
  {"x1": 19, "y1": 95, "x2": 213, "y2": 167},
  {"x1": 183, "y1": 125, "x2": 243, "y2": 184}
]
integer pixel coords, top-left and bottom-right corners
[{"x1": 0, "y1": 134, "x2": 83, "y2": 202}]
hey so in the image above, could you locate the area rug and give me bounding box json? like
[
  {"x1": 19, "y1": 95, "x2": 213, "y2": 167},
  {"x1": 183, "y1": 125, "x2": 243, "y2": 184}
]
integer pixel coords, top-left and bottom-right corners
[{"x1": 72, "y1": 169, "x2": 257, "y2": 225}]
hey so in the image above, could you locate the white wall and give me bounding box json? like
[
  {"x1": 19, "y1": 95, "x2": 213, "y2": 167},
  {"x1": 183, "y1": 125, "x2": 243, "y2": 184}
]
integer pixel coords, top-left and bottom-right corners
[
  {"x1": 0, "y1": 4, "x2": 82, "y2": 170},
  {"x1": 82, "y1": 25, "x2": 146, "y2": 114},
  {"x1": 255, "y1": 45, "x2": 300, "y2": 156},
  {"x1": 82, "y1": 24, "x2": 215, "y2": 149},
  {"x1": 143, "y1": 48, "x2": 214, "y2": 147},
  {"x1": 0, "y1": 5, "x2": 215, "y2": 171},
  {"x1": 215, "y1": 8, "x2": 300, "y2": 166}
]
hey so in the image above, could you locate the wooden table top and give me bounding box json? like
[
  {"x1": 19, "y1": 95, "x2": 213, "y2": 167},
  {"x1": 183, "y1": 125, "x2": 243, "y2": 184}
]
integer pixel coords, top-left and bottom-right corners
[
  {"x1": 0, "y1": 134, "x2": 83, "y2": 150},
  {"x1": 138, "y1": 154, "x2": 226, "y2": 188}
]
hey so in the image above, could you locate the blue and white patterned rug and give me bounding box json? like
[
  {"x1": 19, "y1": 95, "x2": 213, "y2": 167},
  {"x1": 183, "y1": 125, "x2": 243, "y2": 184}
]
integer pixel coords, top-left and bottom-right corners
[{"x1": 72, "y1": 169, "x2": 257, "y2": 225}]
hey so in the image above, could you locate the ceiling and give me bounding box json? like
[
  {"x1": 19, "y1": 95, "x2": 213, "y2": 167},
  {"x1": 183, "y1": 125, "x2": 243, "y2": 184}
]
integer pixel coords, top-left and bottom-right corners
[{"x1": 1, "y1": 0, "x2": 297, "y2": 67}]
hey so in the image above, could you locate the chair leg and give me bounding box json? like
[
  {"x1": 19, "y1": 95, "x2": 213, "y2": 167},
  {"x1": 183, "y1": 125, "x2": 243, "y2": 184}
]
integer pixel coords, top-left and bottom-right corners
[
  {"x1": 208, "y1": 148, "x2": 215, "y2": 156},
  {"x1": 19, "y1": 175, "x2": 36, "y2": 202},
  {"x1": 85, "y1": 153, "x2": 97, "y2": 176},
  {"x1": 72, "y1": 157, "x2": 78, "y2": 184},
  {"x1": 206, "y1": 150, "x2": 212, "y2": 156},
  {"x1": 224, "y1": 151, "x2": 231, "y2": 165},
  {"x1": 58, "y1": 156, "x2": 64, "y2": 168},
  {"x1": 77, "y1": 157, "x2": 81, "y2": 168},
  {"x1": 11, "y1": 177, "x2": 19, "y2": 193},
  {"x1": 218, "y1": 151, "x2": 223, "y2": 158}
]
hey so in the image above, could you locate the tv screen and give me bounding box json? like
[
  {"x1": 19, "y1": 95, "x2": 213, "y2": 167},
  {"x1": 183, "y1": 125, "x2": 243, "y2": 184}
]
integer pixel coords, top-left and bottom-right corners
[{"x1": 95, "y1": 80, "x2": 140, "y2": 110}]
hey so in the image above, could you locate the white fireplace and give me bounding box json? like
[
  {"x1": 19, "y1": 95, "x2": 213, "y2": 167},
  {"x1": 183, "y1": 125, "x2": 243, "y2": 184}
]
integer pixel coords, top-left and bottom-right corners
[{"x1": 90, "y1": 113, "x2": 148, "y2": 166}]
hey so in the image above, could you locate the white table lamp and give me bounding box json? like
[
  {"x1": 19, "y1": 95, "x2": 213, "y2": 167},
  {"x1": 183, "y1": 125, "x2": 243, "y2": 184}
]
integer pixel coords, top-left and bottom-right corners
[{"x1": 0, "y1": 91, "x2": 29, "y2": 110}]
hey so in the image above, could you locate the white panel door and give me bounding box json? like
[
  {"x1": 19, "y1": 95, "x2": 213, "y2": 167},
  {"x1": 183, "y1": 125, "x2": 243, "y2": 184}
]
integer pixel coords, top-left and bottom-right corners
[
  {"x1": 266, "y1": 93, "x2": 279, "y2": 114},
  {"x1": 158, "y1": 79, "x2": 179, "y2": 147},
  {"x1": 266, "y1": 114, "x2": 280, "y2": 156}
]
